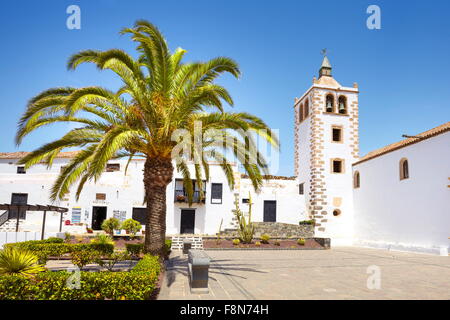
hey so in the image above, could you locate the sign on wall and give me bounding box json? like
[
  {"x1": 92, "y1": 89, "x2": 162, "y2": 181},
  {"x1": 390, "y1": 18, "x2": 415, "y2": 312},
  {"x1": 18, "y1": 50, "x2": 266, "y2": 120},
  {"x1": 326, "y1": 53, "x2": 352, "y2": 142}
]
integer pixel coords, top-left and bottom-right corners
[
  {"x1": 113, "y1": 210, "x2": 126, "y2": 222},
  {"x1": 71, "y1": 207, "x2": 81, "y2": 224}
]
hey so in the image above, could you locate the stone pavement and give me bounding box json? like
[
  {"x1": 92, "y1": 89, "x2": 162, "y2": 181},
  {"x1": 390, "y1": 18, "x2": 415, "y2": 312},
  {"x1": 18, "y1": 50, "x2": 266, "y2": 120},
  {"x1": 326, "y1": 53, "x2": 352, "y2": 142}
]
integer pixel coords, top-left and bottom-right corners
[{"x1": 158, "y1": 247, "x2": 450, "y2": 300}]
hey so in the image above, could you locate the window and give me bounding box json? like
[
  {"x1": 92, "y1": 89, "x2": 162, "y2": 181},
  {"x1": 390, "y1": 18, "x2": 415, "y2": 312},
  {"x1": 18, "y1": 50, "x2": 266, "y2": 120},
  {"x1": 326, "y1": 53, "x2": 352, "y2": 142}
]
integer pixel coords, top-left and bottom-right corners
[
  {"x1": 304, "y1": 100, "x2": 309, "y2": 119},
  {"x1": 331, "y1": 159, "x2": 344, "y2": 173},
  {"x1": 338, "y1": 96, "x2": 347, "y2": 114},
  {"x1": 333, "y1": 209, "x2": 341, "y2": 217},
  {"x1": 211, "y1": 183, "x2": 223, "y2": 204},
  {"x1": 299, "y1": 183, "x2": 304, "y2": 195},
  {"x1": 326, "y1": 95, "x2": 334, "y2": 113},
  {"x1": 332, "y1": 126, "x2": 343, "y2": 142},
  {"x1": 399, "y1": 158, "x2": 409, "y2": 180},
  {"x1": 242, "y1": 198, "x2": 250, "y2": 204},
  {"x1": 105, "y1": 163, "x2": 120, "y2": 172},
  {"x1": 299, "y1": 104, "x2": 304, "y2": 122},
  {"x1": 132, "y1": 208, "x2": 147, "y2": 225},
  {"x1": 353, "y1": 171, "x2": 360, "y2": 188},
  {"x1": 96, "y1": 193, "x2": 106, "y2": 201},
  {"x1": 16, "y1": 166, "x2": 26, "y2": 174}
]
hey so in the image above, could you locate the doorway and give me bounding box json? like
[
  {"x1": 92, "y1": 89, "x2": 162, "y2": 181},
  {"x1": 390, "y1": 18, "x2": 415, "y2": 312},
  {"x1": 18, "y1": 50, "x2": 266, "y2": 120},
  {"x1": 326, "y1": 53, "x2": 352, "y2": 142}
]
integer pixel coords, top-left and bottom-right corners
[
  {"x1": 263, "y1": 200, "x2": 277, "y2": 222},
  {"x1": 10, "y1": 193, "x2": 28, "y2": 219},
  {"x1": 180, "y1": 209, "x2": 195, "y2": 234},
  {"x1": 92, "y1": 206, "x2": 107, "y2": 230}
]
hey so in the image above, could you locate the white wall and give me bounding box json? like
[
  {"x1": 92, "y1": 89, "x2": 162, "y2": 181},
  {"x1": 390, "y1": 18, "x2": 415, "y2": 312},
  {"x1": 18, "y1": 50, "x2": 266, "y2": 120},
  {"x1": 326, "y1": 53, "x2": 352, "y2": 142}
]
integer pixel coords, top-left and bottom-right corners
[
  {"x1": 353, "y1": 131, "x2": 450, "y2": 254},
  {"x1": 0, "y1": 232, "x2": 61, "y2": 249},
  {"x1": 240, "y1": 178, "x2": 306, "y2": 224}
]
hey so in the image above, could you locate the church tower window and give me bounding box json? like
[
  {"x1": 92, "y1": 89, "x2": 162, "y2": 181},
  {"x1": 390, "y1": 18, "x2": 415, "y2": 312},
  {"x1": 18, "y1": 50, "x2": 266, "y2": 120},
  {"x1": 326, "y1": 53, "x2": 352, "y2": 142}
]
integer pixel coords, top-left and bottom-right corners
[
  {"x1": 304, "y1": 99, "x2": 309, "y2": 119},
  {"x1": 338, "y1": 95, "x2": 347, "y2": 114},
  {"x1": 331, "y1": 158, "x2": 345, "y2": 173},
  {"x1": 326, "y1": 95, "x2": 334, "y2": 113},
  {"x1": 332, "y1": 125, "x2": 343, "y2": 142}
]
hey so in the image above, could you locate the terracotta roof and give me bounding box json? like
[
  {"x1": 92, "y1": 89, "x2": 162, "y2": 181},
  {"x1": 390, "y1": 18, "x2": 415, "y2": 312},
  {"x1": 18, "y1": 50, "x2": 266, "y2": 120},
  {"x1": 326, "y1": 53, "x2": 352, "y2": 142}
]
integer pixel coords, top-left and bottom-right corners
[
  {"x1": 316, "y1": 75, "x2": 341, "y2": 87},
  {"x1": 353, "y1": 122, "x2": 450, "y2": 165},
  {"x1": 0, "y1": 151, "x2": 80, "y2": 160}
]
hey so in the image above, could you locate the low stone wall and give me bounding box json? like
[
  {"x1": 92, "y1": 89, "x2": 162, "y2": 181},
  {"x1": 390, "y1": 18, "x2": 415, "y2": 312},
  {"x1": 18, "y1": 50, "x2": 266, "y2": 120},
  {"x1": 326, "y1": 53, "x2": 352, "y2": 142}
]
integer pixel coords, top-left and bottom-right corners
[{"x1": 220, "y1": 222, "x2": 314, "y2": 239}]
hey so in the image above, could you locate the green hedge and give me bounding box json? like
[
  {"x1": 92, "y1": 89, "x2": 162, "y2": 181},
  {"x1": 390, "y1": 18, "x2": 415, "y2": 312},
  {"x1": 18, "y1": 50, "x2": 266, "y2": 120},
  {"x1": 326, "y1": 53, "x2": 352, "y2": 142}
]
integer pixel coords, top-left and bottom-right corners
[
  {"x1": 0, "y1": 254, "x2": 161, "y2": 300},
  {"x1": 4, "y1": 242, "x2": 114, "y2": 259}
]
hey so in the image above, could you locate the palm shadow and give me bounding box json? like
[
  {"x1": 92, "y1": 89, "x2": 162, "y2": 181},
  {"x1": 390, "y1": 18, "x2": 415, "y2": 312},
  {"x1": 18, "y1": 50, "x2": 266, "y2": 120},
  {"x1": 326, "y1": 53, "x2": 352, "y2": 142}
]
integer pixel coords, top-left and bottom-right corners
[{"x1": 164, "y1": 253, "x2": 267, "y2": 288}]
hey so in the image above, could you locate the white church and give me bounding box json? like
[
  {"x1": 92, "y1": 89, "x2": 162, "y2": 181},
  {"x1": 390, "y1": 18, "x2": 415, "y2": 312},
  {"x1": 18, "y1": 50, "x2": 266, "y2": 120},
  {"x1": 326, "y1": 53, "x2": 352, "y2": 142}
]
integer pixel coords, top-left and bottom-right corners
[{"x1": 0, "y1": 56, "x2": 448, "y2": 255}]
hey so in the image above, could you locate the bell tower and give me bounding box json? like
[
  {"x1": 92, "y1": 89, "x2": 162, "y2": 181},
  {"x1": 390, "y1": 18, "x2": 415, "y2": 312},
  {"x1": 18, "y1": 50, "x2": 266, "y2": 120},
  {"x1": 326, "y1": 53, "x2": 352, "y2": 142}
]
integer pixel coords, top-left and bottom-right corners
[{"x1": 294, "y1": 54, "x2": 359, "y2": 244}]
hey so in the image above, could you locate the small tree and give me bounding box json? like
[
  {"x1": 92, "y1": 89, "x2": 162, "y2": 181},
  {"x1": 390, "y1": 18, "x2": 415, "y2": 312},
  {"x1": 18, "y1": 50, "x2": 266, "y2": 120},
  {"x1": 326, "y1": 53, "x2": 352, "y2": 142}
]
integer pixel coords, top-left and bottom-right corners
[
  {"x1": 121, "y1": 219, "x2": 142, "y2": 238},
  {"x1": 232, "y1": 192, "x2": 255, "y2": 244},
  {"x1": 101, "y1": 218, "x2": 121, "y2": 235}
]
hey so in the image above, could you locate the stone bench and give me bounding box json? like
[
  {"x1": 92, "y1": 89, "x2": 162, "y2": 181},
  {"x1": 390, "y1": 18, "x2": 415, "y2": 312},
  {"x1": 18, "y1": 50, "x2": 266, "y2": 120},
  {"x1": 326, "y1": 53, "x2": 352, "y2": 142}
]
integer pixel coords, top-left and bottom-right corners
[{"x1": 188, "y1": 250, "x2": 210, "y2": 293}]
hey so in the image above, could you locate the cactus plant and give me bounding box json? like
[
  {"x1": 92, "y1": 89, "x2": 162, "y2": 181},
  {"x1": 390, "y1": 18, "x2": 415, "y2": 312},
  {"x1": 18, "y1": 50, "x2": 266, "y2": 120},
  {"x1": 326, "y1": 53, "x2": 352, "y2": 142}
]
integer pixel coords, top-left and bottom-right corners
[{"x1": 232, "y1": 192, "x2": 255, "y2": 244}]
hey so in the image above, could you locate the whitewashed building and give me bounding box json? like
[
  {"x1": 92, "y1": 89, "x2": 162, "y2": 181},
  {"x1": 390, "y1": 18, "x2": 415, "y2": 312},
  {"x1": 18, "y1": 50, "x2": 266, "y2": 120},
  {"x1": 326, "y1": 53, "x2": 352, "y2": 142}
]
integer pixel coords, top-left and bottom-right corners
[
  {"x1": 352, "y1": 123, "x2": 450, "y2": 255},
  {"x1": 0, "y1": 154, "x2": 306, "y2": 235},
  {"x1": 0, "y1": 56, "x2": 448, "y2": 254}
]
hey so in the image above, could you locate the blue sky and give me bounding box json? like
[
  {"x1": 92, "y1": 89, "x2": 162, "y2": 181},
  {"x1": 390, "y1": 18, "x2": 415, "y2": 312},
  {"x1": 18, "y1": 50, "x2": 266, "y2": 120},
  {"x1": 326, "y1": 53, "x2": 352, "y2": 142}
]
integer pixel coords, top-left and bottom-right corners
[{"x1": 0, "y1": 0, "x2": 449, "y2": 175}]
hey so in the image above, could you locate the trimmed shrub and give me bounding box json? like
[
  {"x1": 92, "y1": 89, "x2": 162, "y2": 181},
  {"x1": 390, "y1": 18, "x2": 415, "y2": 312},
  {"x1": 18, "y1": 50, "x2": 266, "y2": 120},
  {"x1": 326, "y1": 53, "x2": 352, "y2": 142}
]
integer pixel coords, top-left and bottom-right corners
[
  {"x1": 131, "y1": 254, "x2": 160, "y2": 274},
  {"x1": 101, "y1": 218, "x2": 121, "y2": 235},
  {"x1": 232, "y1": 239, "x2": 240, "y2": 246},
  {"x1": 297, "y1": 238, "x2": 306, "y2": 246},
  {"x1": 126, "y1": 243, "x2": 144, "y2": 257},
  {"x1": 260, "y1": 234, "x2": 270, "y2": 244},
  {"x1": 4, "y1": 242, "x2": 114, "y2": 259},
  {"x1": 71, "y1": 248, "x2": 100, "y2": 270},
  {"x1": 121, "y1": 219, "x2": 142, "y2": 237},
  {"x1": 255, "y1": 241, "x2": 261, "y2": 246},
  {"x1": 0, "y1": 268, "x2": 160, "y2": 300}
]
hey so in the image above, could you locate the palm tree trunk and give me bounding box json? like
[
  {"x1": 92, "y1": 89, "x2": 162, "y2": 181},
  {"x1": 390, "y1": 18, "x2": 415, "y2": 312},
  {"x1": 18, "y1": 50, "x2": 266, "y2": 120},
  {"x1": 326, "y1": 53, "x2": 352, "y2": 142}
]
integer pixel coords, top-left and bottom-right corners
[{"x1": 143, "y1": 157, "x2": 173, "y2": 257}]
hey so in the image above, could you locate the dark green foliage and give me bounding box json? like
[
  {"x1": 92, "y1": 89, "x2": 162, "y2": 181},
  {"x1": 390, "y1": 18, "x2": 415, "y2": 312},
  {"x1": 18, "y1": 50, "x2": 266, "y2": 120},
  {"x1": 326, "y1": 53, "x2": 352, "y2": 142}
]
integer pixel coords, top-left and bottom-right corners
[
  {"x1": 131, "y1": 254, "x2": 160, "y2": 273},
  {"x1": 125, "y1": 243, "x2": 144, "y2": 257},
  {"x1": 0, "y1": 264, "x2": 160, "y2": 300},
  {"x1": 0, "y1": 253, "x2": 161, "y2": 300},
  {"x1": 4, "y1": 241, "x2": 114, "y2": 260},
  {"x1": 299, "y1": 219, "x2": 315, "y2": 226}
]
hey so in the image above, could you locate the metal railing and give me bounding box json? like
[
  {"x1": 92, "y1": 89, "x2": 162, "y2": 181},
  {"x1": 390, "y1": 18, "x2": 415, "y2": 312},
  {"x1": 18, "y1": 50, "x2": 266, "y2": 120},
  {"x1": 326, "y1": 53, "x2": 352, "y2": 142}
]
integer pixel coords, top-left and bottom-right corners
[
  {"x1": 0, "y1": 211, "x2": 9, "y2": 227},
  {"x1": 174, "y1": 190, "x2": 206, "y2": 203}
]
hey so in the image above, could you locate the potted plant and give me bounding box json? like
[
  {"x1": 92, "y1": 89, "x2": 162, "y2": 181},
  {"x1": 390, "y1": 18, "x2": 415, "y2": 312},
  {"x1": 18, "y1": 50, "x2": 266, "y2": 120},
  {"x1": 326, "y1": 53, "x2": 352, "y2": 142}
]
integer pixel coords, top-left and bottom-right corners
[
  {"x1": 101, "y1": 218, "x2": 121, "y2": 235},
  {"x1": 176, "y1": 194, "x2": 186, "y2": 202},
  {"x1": 121, "y1": 219, "x2": 142, "y2": 238}
]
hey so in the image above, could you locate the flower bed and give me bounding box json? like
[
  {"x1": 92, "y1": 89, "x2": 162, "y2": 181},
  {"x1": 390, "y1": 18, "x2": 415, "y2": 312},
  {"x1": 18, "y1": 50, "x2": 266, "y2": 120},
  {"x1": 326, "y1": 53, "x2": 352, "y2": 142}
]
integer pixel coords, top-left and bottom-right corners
[
  {"x1": 0, "y1": 254, "x2": 161, "y2": 300},
  {"x1": 204, "y1": 238, "x2": 324, "y2": 249}
]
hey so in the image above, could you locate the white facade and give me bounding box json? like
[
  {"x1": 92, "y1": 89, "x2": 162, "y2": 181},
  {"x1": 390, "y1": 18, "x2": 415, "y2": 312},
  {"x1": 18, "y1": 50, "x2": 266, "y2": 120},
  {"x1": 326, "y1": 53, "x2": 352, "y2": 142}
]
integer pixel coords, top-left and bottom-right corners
[
  {"x1": 0, "y1": 157, "x2": 305, "y2": 235},
  {"x1": 353, "y1": 130, "x2": 450, "y2": 255}
]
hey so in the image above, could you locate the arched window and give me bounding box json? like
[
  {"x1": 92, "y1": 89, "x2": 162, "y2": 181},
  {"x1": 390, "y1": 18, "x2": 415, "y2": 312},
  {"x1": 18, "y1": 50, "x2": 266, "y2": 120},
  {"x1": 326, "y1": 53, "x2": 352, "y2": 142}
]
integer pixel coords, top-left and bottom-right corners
[
  {"x1": 338, "y1": 96, "x2": 347, "y2": 114},
  {"x1": 325, "y1": 94, "x2": 334, "y2": 113},
  {"x1": 353, "y1": 171, "x2": 360, "y2": 188},
  {"x1": 299, "y1": 103, "x2": 304, "y2": 122},
  {"x1": 304, "y1": 99, "x2": 309, "y2": 119},
  {"x1": 399, "y1": 158, "x2": 409, "y2": 180}
]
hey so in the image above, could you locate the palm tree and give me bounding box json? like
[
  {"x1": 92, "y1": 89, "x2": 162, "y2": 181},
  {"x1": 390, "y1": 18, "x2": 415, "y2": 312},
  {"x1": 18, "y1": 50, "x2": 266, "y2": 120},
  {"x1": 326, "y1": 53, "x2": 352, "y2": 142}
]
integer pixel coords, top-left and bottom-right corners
[{"x1": 15, "y1": 20, "x2": 279, "y2": 256}]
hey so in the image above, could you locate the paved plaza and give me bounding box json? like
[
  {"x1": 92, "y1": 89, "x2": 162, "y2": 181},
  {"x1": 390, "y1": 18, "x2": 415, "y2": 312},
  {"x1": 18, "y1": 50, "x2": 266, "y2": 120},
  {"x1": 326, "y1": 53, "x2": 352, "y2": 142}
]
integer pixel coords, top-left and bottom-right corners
[{"x1": 158, "y1": 247, "x2": 450, "y2": 300}]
